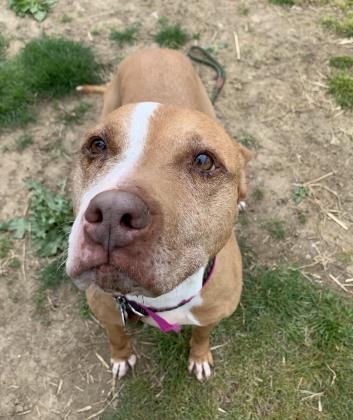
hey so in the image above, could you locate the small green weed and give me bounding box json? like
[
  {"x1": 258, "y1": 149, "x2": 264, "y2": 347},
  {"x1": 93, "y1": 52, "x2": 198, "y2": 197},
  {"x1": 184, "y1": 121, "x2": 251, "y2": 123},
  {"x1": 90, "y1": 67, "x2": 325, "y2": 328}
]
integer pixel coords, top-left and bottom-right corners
[
  {"x1": 43, "y1": 138, "x2": 66, "y2": 158},
  {"x1": 38, "y1": 257, "x2": 67, "y2": 290},
  {"x1": 237, "y1": 132, "x2": 258, "y2": 149},
  {"x1": 8, "y1": 0, "x2": 56, "y2": 22},
  {"x1": 15, "y1": 133, "x2": 33, "y2": 152},
  {"x1": 60, "y1": 13, "x2": 71, "y2": 23},
  {"x1": 0, "y1": 235, "x2": 12, "y2": 258},
  {"x1": 79, "y1": 294, "x2": 91, "y2": 319},
  {"x1": 0, "y1": 180, "x2": 73, "y2": 257},
  {"x1": 35, "y1": 287, "x2": 46, "y2": 312},
  {"x1": 8, "y1": 257, "x2": 21, "y2": 269},
  {"x1": 57, "y1": 102, "x2": 92, "y2": 125},
  {"x1": 35, "y1": 257, "x2": 67, "y2": 312},
  {"x1": 269, "y1": 0, "x2": 295, "y2": 6},
  {"x1": 237, "y1": 5, "x2": 250, "y2": 15},
  {"x1": 329, "y1": 55, "x2": 353, "y2": 70},
  {"x1": 237, "y1": 213, "x2": 249, "y2": 227},
  {"x1": 252, "y1": 186, "x2": 264, "y2": 201},
  {"x1": 292, "y1": 185, "x2": 310, "y2": 205},
  {"x1": 264, "y1": 218, "x2": 286, "y2": 239},
  {"x1": 322, "y1": 14, "x2": 353, "y2": 38},
  {"x1": 0, "y1": 35, "x2": 101, "y2": 129},
  {"x1": 297, "y1": 209, "x2": 307, "y2": 224},
  {"x1": 203, "y1": 42, "x2": 228, "y2": 55},
  {"x1": 154, "y1": 18, "x2": 190, "y2": 49},
  {"x1": 337, "y1": 251, "x2": 352, "y2": 264},
  {"x1": 109, "y1": 24, "x2": 140, "y2": 46},
  {"x1": 328, "y1": 72, "x2": 353, "y2": 109}
]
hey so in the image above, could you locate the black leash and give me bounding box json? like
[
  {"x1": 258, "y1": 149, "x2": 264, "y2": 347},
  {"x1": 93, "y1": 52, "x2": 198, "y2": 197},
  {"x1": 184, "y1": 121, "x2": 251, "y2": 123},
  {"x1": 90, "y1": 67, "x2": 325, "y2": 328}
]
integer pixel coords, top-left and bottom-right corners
[{"x1": 187, "y1": 46, "x2": 226, "y2": 104}]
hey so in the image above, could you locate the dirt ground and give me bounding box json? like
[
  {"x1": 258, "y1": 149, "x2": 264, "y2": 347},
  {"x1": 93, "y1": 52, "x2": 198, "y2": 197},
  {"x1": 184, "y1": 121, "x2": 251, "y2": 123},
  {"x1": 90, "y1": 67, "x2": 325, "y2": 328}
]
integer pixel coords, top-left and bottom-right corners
[{"x1": 0, "y1": 0, "x2": 352, "y2": 418}]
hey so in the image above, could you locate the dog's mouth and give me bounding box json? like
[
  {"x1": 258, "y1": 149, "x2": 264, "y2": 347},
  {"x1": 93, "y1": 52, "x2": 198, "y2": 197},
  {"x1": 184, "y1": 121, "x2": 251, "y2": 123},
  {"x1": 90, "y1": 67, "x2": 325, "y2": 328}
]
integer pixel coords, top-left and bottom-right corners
[{"x1": 72, "y1": 264, "x2": 157, "y2": 297}]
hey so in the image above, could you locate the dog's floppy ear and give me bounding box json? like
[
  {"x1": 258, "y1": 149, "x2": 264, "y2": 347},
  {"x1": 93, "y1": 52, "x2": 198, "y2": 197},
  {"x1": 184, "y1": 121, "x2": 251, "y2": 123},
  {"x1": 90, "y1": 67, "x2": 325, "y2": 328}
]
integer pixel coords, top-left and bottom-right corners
[{"x1": 238, "y1": 144, "x2": 252, "y2": 201}]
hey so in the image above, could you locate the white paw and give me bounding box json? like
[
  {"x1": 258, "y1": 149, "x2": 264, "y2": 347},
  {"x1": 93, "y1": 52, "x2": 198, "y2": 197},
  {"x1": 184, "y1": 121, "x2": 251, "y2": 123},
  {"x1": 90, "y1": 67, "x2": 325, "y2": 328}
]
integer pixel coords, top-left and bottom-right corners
[
  {"x1": 188, "y1": 359, "x2": 212, "y2": 382},
  {"x1": 238, "y1": 201, "x2": 246, "y2": 212},
  {"x1": 111, "y1": 354, "x2": 136, "y2": 379}
]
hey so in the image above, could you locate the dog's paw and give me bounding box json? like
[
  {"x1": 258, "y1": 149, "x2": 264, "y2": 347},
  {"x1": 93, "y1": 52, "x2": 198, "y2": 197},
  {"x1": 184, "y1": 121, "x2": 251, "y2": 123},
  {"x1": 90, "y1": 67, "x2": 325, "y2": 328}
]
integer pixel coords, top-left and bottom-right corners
[
  {"x1": 111, "y1": 354, "x2": 136, "y2": 379},
  {"x1": 188, "y1": 351, "x2": 214, "y2": 382},
  {"x1": 238, "y1": 201, "x2": 246, "y2": 212}
]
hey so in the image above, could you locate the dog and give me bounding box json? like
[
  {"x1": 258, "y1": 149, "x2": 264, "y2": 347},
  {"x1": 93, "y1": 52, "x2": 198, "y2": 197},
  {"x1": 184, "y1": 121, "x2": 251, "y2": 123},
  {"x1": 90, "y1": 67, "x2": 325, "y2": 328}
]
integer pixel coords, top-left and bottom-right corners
[{"x1": 66, "y1": 48, "x2": 251, "y2": 382}]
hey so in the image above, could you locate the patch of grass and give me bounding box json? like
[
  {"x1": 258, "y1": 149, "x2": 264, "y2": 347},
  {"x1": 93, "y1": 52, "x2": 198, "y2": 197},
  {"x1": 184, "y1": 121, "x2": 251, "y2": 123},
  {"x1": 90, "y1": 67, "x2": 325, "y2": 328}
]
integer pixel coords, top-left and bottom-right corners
[
  {"x1": 0, "y1": 34, "x2": 8, "y2": 60},
  {"x1": 38, "y1": 257, "x2": 67, "y2": 289},
  {"x1": 0, "y1": 35, "x2": 101, "y2": 129},
  {"x1": 329, "y1": 55, "x2": 353, "y2": 70},
  {"x1": 104, "y1": 266, "x2": 353, "y2": 419},
  {"x1": 322, "y1": 14, "x2": 353, "y2": 38},
  {"x1": 15, "y1": 133, "x2": 33, "y2": 152},
  {"x1": 35, "y1": 287, "x2": 46, "y2": 312},
  {"x1": 60, "y1": 13, "x2": 71, "y2": 23},
  {"x1": 35, "y1": 256, "x2": 67, "y2": 311},
  {"x1": 90, "y1": 28, "x2": 100, "y2": 36},
  {"x1": 328, "y1": 72, "x2": 353, "y2": 109},
  {"x1": 21, "y1": 36, "x2": 101, "y2": 97},
  {"x1": 0, "y1": 235, "x2": 13, "y2": 258},
  {"x1": 292, "y1": 185, "x2": 310, "y2": 205},
  {"x1": 0, "y1": 180, "x2": 73, "y2": 257},
  {"x1": 237, "y1": 5, "x2": 250, "y2": 15},
  {"x1": 302, "y1": 52, "x2": 315, "y2": 63},
  {"x1": 237, "y1": 213, "x2": 249, "y2": 227},
  {"x1": 297, "y1": 209, "x2": 307, "y2": 224},
  {"x1": 237, "y1": 132, "x2": 258, "y2": 149},
  {"x1": 252, "y1": 186, "x2": 265, "y2": 201},
  {"x1": 203, "y1": 42, "x2": 228, "y2": 55},
  {"x1": 264, "y1": 218, "x2": 286, "y2": 240},
  {"x1": 269, "y1": 0, "x2": 295, "y2": 6},
  {"x1": 79, "y1": 294, "x2": 91, "y2": 319},
  {"x1": 57, "y1": 102, "x2": 92, "y2": 125},
  {"x1": 154, "y1": 18, "x2": 190, "y2": 49},
  {"x1": 109, "y1": 24, "x2": 140, "y2": 46},
  {"x1": 8, "y1": 257, "x2": 21, "y2": 269},
  {"x1": 337, "y1": 251, "x2": 352, "y2": 264},
  {"x1": 0, "y1": 59, "x2": 35, "y2": 127},
  {"x1": 8, "y1": 0, "x2": 56, "y2": 22},
  {"x1": 45, "y1": 138, "x2": 66, "y2": 158}
]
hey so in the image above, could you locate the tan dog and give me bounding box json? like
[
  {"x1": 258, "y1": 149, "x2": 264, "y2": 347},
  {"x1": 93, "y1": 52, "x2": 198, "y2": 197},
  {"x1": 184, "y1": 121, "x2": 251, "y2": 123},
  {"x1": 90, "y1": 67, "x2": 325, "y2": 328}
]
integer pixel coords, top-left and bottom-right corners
[{"x1": 66, "y1": 48, "x2": 250, "y2": 382}]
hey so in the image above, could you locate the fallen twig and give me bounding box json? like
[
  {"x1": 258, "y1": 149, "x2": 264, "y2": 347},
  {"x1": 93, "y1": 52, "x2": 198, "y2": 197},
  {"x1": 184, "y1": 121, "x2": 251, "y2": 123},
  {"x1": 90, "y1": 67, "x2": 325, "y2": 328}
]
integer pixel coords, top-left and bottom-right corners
[
  {"x1": 327, "y1": 212, "x2": 348, "y2": 230},
  {"x1": 233, "y1": 31, "x2": 240, "y2": 60}
]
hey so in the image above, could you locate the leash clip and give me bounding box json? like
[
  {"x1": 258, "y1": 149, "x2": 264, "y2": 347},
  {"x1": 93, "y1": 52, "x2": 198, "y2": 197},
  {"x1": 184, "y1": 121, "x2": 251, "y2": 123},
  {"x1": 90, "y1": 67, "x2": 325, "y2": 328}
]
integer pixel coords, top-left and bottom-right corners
[{"x1": 116, "y1": 296, "x2": 128, "y2": 326}]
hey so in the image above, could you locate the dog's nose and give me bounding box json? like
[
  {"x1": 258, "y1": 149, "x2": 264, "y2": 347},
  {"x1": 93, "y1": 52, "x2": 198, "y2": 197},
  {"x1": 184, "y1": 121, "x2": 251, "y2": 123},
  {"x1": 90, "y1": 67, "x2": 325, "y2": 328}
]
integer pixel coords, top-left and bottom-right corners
[{"x1": 84, "y1": 190, "x2": 151, "y2": 249}]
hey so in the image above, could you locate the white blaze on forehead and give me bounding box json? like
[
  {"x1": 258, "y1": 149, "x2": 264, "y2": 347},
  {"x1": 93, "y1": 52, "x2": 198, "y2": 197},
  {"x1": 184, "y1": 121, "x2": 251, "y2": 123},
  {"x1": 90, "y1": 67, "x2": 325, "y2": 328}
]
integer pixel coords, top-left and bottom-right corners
[
  {"x1": 66, "y1": 102, "x2": 159, "y2": 274},
  {"x1": 120, "y1": 101, "x2": 160, "y2": 177},
  {"x1": 80, "y1": 101, "x2": 159, "y2": 213}
]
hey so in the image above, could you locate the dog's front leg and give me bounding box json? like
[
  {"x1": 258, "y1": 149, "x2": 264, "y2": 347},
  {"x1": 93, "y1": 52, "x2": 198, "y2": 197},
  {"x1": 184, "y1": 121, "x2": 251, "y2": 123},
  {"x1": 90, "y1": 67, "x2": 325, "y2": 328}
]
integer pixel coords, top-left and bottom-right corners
[
  {"x1": 86, "y1": 285, "x2": 136, "y2": 379},
  {"x1": 188, "y1": 324, "x2": 216, "y2": 382}
]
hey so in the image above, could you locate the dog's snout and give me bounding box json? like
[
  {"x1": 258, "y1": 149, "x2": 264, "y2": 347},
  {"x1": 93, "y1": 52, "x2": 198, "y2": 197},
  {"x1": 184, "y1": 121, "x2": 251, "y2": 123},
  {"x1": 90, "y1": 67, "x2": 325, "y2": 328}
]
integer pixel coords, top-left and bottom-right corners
[{"x1": 84, "y1": 190, "x2": 151, "y2": 249}]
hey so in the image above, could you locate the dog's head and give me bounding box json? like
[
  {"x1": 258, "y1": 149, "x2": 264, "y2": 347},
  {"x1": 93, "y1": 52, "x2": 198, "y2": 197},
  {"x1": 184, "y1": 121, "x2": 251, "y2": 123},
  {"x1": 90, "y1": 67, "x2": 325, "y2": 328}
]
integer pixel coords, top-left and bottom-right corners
[{"x1": 66, "y1": 102, "x2": 250, "y2": 297}]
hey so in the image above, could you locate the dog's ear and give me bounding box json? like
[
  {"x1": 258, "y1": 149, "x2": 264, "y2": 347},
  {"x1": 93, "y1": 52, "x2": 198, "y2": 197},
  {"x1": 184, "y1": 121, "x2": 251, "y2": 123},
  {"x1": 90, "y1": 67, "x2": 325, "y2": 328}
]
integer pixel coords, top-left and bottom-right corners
[{"x1": 238, "y1": 144, "x2": 252, "y2": 201}]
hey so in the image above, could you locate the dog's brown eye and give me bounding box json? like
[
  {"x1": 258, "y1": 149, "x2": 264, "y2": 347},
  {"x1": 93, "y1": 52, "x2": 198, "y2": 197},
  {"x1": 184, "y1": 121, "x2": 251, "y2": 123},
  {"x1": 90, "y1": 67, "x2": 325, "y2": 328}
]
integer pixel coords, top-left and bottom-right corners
[
  {"x1": 90, "y1": 138, "x2": 107, "y2": 154},
  {"x1": 193, "y1": 153, "x2": 215, "y2": 172}
]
